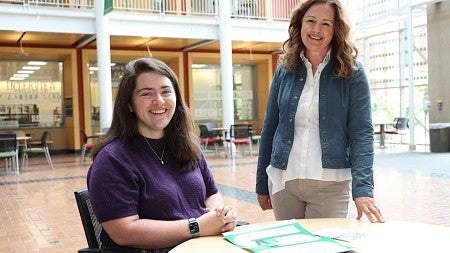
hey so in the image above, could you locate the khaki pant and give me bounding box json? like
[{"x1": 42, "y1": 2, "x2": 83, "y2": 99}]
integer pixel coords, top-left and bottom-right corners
[{"x1": 269, "y1": 178, "x2": 351, "y2": 220}]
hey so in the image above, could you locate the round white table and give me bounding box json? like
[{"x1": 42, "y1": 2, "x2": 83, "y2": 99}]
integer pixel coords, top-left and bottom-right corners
[{"x1": 169, "y1": 218, "x2": 450, "y2": 253}]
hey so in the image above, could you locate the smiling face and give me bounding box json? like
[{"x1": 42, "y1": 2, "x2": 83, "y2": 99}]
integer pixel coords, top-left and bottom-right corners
[
  {"x1": 130, "y1": 71, "x2": 176, "y2": 139},
  {"x1": 301, "y1": 3, "x2": 335, "y2": 57}
]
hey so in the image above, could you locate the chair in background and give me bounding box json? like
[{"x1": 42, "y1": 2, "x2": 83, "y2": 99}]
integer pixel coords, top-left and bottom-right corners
[
  {"x1": 225, "y1": 124, "x2": 253, "y2": 157},
  {"x1": 204, "y1": 122, "x2": 223, "y2": 138},
  {"x1": 250, "y1": 128, "x2": 261, "y2": 146},
  {"x1": 80, "y1": 129, "x2": 99, "y2": 165},
  {"x1": 198, "y1": 124, "x2": 223, "y2": 156},
  {"x1": 385, "y1": 117, "x2": 409, "y2": 135},
  {"x1": 74, "y1": 188, "x2": 115, "y2": 253},
  {"x1": 21, "y1": 131, "x2": 53, "y2": 170},
  {"x1": 0, "y1": 133, "x2": 19, "y2": 174},
  {"x1": 383, "y1": 117, "x2": 410, "y2": 145}
]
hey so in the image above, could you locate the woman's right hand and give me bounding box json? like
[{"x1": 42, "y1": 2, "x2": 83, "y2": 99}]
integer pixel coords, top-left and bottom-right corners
[
  {"x1": 257, "y1": 194, "x2": 272, "y2": 210},
  {"x1": 197, "y1": 209, "x2": 229, "y2": 236}
]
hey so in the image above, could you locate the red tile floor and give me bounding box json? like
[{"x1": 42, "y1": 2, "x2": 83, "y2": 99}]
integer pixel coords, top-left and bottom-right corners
[{"x1": 1, "y1": 144, "x2": 449, "y2": 252}]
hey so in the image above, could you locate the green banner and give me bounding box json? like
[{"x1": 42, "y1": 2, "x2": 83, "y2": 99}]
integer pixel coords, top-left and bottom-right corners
[{"x1": 104, "y1": 0, "x2": 113, "y2": 15}]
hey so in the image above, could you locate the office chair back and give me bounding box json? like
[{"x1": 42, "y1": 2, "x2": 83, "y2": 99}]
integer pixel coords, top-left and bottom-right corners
[
  {"x1": 0, "y1": 133, "x2": 17, "y2": 153},
  {"x1": 74, "y1": 188, "x2": 103, "y2": 250},
  {"x1": 198, "y1": 124, "x2": 223, "y2": 156},
  {"x1": 394, "y1": 117, "x2": 409, "y2": 130},
  {"x1": 81, "y1": 129, "x2": 90, "y2": 145},
  {"x1": 199, "y1": 124, "x2": 215, "y2": 138},
  {"x1": 385, "y1": 117, "x2": 409, "y2": 135},
  {"x1": 0, "y1": 133, "x2": 19, "y2": 174},
  {"x1": 204, "y1": 123, "x2": 222, "y2": 137},
  {"x1": 80, "y1": 130, "x2": 99, "y2": 165},
  {"x1": 40, "y1": 131, "x2": 50, "y2": 147},
  {"x1": 229, "y1": 124, "x2": 252, "y2": 139},
  {"x1": 225, "y1": 124, "x2": 253, "y2": 157},
  {"x1": 21, "y1": 131, "x2": 53, "y2": 170}
]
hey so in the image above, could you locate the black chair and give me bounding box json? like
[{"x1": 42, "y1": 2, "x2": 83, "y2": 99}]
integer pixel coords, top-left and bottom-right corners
[
  {"x1": 0, "y1": 133, "x2": 19, "y2": 174},
  {"x1": 21, "y1": 131, "x2": 53, "y2": 170},
  {"x1": 385, "y1": 117, "x2": 409, "y2": 135},
  {"x1": 224, "y1": 124, "x2": 253, "y2": 157},
  {"x1": 80, "y1": 129, "x2": 99, "y2": 165},
  {"x1": 199, "y1": 124, "x2": 223, "y2": 156},
  {"x1": 74, "y1": 188, "x2": 115, "y2": 253},
  {"x1": 204, "y1": 123, "x2": 223, "y2": 138}
]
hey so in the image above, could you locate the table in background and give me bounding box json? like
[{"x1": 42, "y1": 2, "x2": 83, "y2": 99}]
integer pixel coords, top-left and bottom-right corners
[
  {"x1": 374, "y1": 122, "x2": 394, "y2": 148},
  {"x1": 16, "y1": 135, "x2": 32, "y2": 156},
  {"x1": 169, "y1": 218, "x2": 450, "y2": 253},
  {"x1": 210, "y1": 127, "x2": 228, "y2": 137},
  {"x1": 17, "y1": 135, "x2": 31, "y2": 144}
]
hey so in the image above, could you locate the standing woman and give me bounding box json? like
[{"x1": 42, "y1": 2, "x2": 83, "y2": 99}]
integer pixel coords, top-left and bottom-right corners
[
  {"x1": 87, "y1": 57, "x2": 237, "y2": 252},
  {"x1": 256, "y1": 0, "x2": 385, "y2": 223}
]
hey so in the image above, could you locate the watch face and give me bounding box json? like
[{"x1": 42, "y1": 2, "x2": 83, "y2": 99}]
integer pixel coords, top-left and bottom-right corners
[{"x1": 189, "y1": 219, "x2": 199, "y2": 233}]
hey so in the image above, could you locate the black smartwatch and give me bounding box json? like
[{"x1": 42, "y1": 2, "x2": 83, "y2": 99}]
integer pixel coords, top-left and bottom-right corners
[{"x1": 188, "y1": 218, "x2": 200, "y2": 238}]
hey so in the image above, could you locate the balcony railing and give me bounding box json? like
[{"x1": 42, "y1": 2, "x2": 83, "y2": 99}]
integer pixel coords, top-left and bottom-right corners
[{"x1": 1, "y1": 0, "x2": 299, "y2": 21}]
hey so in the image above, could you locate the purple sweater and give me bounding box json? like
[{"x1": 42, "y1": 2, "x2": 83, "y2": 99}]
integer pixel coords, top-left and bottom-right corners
[{"x1": 87, "y1": 135, "x2": 218, "y2": 250}]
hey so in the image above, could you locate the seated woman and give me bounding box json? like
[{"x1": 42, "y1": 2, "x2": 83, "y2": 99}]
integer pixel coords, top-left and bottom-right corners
[{"x1": 87, "y1": 57, "x2": 237, "y2": 252}]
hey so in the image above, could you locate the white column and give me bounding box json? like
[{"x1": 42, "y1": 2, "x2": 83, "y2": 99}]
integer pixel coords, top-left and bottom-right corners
[
  {"x1": 218, "y1": 0, "x2": 234, "y2": 130},
  {"x1": 406, "y1": 4, "x2": 416, "y2": 150},
  {"x1": 95, "y1": 0, "x2": 113, "y2": 130}
]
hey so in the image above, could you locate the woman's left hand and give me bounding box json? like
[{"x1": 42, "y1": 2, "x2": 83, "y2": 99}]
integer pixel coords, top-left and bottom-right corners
[{"x1": 354, "y1": 197, "x2": 385, "y2": 223}]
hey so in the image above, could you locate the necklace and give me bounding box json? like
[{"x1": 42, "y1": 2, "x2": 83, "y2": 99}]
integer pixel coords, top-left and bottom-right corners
[{"x1": 143, "y1": 136, "x2": 166, "y2": 165}]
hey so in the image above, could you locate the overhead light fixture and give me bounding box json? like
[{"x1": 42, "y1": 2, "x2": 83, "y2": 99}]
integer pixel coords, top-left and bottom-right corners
[
  {"x1": 17, "y1": 70, "x2": 34, "y2": 74},
  {"x1": 89, "y1": 63, "x2": 115, "y2": 72},
  {"x1": 13, "y1": 73, "x2": 29, "y2": 78},
  {"x1": 27, "y1": 61, "x2": 47, "y2": 65},
  {"x1": 22, "y1": 66, "x2": 41, "y2": 70},
  {"x1": 192, "y1": 64, "x2": 207, "y2": 68},
  {"x1": 10, "y1": 77, "x2": 25, "y2": 81}
]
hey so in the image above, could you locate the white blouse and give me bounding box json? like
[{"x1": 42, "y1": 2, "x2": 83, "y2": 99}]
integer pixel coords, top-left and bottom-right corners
[{"x1": 267, "y1": 51, "x2": 351, "y2": 195}]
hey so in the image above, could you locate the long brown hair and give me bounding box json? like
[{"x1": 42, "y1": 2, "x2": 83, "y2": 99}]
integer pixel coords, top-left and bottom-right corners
[
  {"x1": 282, "y1": 0, "x2": 358, "y2": 77},
  {"x1": 91, "y1": 57, "x2": 201, "y2": 172}
]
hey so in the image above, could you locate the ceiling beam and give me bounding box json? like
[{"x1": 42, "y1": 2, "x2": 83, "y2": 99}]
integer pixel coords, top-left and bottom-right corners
[
  {"x1": 74, "y1": 34, "x2": 96, "y2": 48},
  {"x1": 182, "y1": 40, "x2": 215, "y2": 51}
]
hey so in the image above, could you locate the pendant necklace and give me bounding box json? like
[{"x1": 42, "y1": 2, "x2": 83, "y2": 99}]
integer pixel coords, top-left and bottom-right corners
[{"x1": 143, "y1": 136, "x2": 166, "y2": 165}]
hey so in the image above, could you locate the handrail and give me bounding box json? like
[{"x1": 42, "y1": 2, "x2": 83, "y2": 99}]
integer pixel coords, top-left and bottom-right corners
[{"x1": 1, "y1": 0, "x2": 296, "y2": 21}]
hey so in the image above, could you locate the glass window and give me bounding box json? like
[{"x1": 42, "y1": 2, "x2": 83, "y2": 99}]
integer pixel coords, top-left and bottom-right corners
[
  {"x1": 0, "y1": 60, "x2": 63, "y2": 128},
  {"x1": 192, "y1": 64, "x2": 258, "y2": 122},
  {"x1": 88, "y1": 61, "x2": 125, "y2": 127}
]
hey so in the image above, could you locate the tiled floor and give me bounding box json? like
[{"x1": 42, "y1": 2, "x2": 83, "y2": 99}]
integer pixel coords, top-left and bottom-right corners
[{"x1": 1, "y1": 143, "x2": 449, "y2": 252}]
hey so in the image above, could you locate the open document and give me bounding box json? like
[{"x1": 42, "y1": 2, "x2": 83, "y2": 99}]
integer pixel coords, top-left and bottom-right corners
[{"x1": 222, "y1": 220, "x2": 352, "y2": 253}]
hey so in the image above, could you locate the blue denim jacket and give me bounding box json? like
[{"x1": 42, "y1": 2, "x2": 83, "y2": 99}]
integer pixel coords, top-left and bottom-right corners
[{"x1": 256, "y1": 59, "x2": 375, "y2": 199}]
